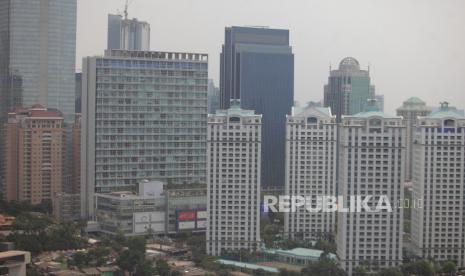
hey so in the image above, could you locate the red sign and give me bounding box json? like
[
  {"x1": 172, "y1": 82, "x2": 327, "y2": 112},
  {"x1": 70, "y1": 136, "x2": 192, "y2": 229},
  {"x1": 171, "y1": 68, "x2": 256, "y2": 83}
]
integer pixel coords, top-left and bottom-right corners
[{"x1": 178, "y1": 211, "x2": 196, "y2": 221}]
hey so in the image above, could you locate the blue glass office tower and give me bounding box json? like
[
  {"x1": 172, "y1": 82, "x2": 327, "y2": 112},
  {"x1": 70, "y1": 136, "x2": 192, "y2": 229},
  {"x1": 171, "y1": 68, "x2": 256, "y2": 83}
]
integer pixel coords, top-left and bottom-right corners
[
  {"x1": 220, "y1": 26, "x2": 294, "y2": 188},
  {"x1": 0, "y1": 0, "x2": 76, "y2": 123}
]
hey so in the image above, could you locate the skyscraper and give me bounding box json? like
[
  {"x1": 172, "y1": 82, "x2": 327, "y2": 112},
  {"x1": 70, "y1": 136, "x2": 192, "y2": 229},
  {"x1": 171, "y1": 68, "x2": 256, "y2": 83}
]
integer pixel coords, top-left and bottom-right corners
[
  {"x1": 284, "y1": 105, "x2": 337, "y2": 241},
  {"x1": 323, "y1": 57, "x2": 375, "y2": 121},
  {"x1": 337, "y1": 102, "x2": 405, "y2": 274},
  {"x1": 207, "y1": 100, "x2": 262, "y2": 256},
  {"x1": 0, "y1": 0, "x2": 77, "y2": 123},
  {"x1": 396, "y1": 97, "x2": 431, "y2": 181},
  {"x1": 207, "y1": 79, "x2": 220, "y2": 114},
  {"x1": 81, "y1": 50, "x2": 208, "y2": 218},
  {"x1": 107, "y1": 14, "x2": 150, "y2": 51},
  {"x1": 411, "y1": 102, "x2": 465, "y2": 266},
  {"x1": 220, "y1": 26, "x2": 294, "y2": 188},
  {"x1": 3, "y1": 105, "x2": 64, "y2": 204}
]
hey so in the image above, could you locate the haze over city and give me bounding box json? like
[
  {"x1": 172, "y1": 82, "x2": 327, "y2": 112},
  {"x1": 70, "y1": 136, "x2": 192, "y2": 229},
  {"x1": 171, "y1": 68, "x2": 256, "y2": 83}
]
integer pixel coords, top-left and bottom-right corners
[{"x1": 77, "y1": 0, "x2": 465, "y2": 113}]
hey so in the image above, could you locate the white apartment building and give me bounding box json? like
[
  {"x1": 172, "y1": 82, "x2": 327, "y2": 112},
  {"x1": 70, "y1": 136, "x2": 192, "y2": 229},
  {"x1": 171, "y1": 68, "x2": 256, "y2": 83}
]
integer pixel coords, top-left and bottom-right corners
[
  {"x1": 411, "y1": 102, "x2": 465, "y2": 266},
  {"x1": 206, "y1": 100, "x2": 262, "y2": 256},
  {"x1": 81, "y1": 50, "x2": 208, "y2": 218},
  {"x1": 284, "y1": 106, "x2": 337, "y2": 241},
  {"x1": 337, "y1": 104, "x2": 405, "y2": 275}
]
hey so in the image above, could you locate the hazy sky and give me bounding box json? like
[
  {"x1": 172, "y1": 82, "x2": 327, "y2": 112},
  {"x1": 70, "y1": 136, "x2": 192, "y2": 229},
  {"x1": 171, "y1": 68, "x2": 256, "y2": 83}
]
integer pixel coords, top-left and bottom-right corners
[{"x1": 77, "y1": 0, "x2": 465, "y2": 113}]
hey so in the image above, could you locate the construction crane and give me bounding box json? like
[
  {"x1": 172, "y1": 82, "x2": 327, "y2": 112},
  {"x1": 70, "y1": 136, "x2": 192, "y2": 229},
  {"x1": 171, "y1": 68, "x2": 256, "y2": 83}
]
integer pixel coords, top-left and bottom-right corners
[{"x1": 123, "y1": 0, "x2": 135, "y2": 20}]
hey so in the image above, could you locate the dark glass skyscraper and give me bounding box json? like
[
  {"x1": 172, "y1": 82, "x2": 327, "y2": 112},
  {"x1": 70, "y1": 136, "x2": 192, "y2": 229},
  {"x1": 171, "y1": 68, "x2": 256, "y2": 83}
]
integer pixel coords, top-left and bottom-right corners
[
  {"x1": 0, "y1": 0, "x2": 77, "y2": 123},
  {"x1": 323, "y1": 57, "x2": 375, "y2": 121},
  {"x1": 220, "y1": 26, "x2": 294, "y2": 188}
]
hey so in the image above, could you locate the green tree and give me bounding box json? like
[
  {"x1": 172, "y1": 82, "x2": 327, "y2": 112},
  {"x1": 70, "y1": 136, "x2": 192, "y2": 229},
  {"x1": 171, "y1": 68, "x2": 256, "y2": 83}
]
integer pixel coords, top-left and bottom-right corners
[
  {"x1": 73, "y1": 251, "x2": 89, "y2": 268},
  {"x1": 155, "y1": 259, "x2": 171, "y2": 276},
  {"x1": 134, "y1": 259, "x2": 156, "y2": 276},
  {"x1": 87, "y1": 246, "x2": 110, "y2": 266},
  {"x1": 301, "y1": 256, "x2": 346, "y2": 276},
  {"x1": 442, "y1": 261, "x2": 456, "y2": 276},
  {"x1": 353, "y1": 266, "x2": 368, "y2": 276},
  {"x1": 377, "y1": 267, "x2": 402, "y2": 276},
  {"x1": 401, "y1": 259, "x2": 435, "y2": 276}
]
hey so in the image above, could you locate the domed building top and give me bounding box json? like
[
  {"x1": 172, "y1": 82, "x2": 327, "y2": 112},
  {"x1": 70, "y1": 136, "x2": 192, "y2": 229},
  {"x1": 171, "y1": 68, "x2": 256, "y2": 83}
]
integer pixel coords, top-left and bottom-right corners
[
  {"x1": 339, "y1": 57, "x2": 360, "y2": 71},
  {"x1": 404, "y1": 97, "x2": 426, "y2": 105}
]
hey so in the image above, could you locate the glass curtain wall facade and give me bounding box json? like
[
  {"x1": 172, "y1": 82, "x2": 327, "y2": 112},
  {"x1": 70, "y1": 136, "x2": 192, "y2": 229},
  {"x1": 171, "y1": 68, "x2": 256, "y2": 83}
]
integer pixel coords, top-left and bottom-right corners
[
  {"x1": 220, "y1": 26, "x2": 294, "y2": 188},
  {"x1": 0, "y1": 0, "x2": 76, "y2": 123}
]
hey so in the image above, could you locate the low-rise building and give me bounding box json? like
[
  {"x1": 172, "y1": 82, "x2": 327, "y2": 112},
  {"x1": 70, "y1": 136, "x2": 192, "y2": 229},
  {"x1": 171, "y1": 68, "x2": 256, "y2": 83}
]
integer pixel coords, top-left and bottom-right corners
[
  {"x1": 0, "y1": 251, "x2": 31, "y2": 276},
  {"x1": 94, "y1": 180, "x2": 207, "y2": 236}
]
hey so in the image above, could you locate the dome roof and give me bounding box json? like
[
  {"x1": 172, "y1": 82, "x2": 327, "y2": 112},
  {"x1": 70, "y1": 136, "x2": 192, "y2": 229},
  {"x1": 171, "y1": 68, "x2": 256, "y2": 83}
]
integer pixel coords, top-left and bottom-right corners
[{"x1": 339, "y1": 57, "x2": 360, "y2": 71}]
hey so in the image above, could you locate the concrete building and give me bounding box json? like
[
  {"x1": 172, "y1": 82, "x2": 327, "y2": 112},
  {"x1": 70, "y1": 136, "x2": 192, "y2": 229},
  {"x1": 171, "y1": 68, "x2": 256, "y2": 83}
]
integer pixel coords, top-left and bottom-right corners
[
  {"x1": 107, "y1": 14, "x2": 150, "y2": 51},
  {"x1": 0, "y1": 251, "x2": 31, "y2": 276},
  {"x1": 52, "y1": 193, "x2": 81, "y2": 222},
  {"x1": 220, "y1": 26, "x2": 294, "y2": 188},
  {"x1": 284, "y1": 105, "x2": 337, "y2": 241},
  {"x1": 411, "y1": 102, "x2": 465, "y2": 266},
  {"x1": 71, "y1": 114, "x2": 81, "y2": 194},
  {"x1": 3, "y1": 105, "x2": 64, "y2": 204},
  {"x1": 81, "y1": 49, "x2": 208, "y2": 218},
  {"x1": 206, "y1": 100, "x2": 262, "y2": 256},
  {"x1": 337, "y1": 101, "x2": 405, "y2": 274},
  {"x1": 324, "y1": 57, "x2": 375, "y2": 121},
  {"x1": 0, "y1": 0, "x2": 76, "y2": 123},
  {"x1": 94, "y1": 180, "x2": 207, "y2": 236},
  {"x1": 75, "y1": 73, "x2": 82, "y2": 113},
  {"x1": 207, "y1": 79, "x2": 220, "y2": 114},
  {"x1": 396, "y1": 97, "x2": 431, "y2": 181}
]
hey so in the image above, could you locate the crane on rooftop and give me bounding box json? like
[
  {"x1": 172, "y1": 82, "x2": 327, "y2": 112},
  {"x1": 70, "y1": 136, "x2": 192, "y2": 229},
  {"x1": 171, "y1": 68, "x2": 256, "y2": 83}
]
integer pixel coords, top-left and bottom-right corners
[{"x1": 123, "y1": 0, "x2": 135, "y2": 20}]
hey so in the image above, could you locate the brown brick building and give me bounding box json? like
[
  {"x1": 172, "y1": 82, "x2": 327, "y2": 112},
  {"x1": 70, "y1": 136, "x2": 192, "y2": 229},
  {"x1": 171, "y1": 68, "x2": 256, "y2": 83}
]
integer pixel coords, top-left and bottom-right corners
[{"x1": 3, "y1": 105, "x2": 64, "y2": 204}]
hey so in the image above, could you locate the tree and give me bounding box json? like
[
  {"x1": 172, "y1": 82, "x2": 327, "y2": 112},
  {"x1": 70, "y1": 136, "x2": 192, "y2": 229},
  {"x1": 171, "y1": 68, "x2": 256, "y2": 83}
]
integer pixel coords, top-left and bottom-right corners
[
  {"x1": 442, "y1": 261, "x2": 456, "y2": 276},
  {"x1": 314, "y1": 239, "x2": 337, "y2": 254},
  {"x1": 73, "y1": 251, "x2": 89, "y2": 268},
  {"x1": 301, "y1": 256, "x2": 346, "y2": 276},
  {"x1": 377, "y1": 268, "x2": 402, "y2": 276},
  {"x1": 134, "y1": 259, "x2": 156, "y2": 276},
  {"x1": 155, "y1": 259, "x2": 171, "y2": 276},
  {"x1": 353, "y1": 266, "x2": 368, "y2": 276},
  {"x1": 87, "y1": 246, "x2": 110, "y2": 266},
  {"x1": 401, "y1": 259, "x2": 435, "y2": 276}
]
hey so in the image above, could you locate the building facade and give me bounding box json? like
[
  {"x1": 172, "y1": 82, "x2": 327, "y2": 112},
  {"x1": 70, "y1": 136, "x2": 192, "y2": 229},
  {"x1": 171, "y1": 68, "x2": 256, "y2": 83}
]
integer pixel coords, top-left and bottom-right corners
[
  {"x1": 81, "y1": 50, "x2": 208, "y2": 218},
  {"x1": 107, "y1": 14, "x2": 150, "y2": 51},
  {"x1": 396, "y1": 97, "x2": 431, "y2": 181},
  {"x1": 207, "y1": 101, "x2": 262, "y2": 256},
  {"x1": 337, "y1": 104, "x2": 405, "y2": 274},
  {"x1": 95, "y1": 180, "x2": 207, "y2": 236},
  {"x1": 207, "y1": 79, "x2": 220, "y2": 114},
  {"x1": 220, "y1": 26, "x2": 294, "y2": 188},
  {"x1": 411, "y1": 102, "x2": 465, "y2": 266},
  {"x1": 3, "y1": 105, "x2": 64, "y2": 204},
  {"x1": 284, "y1": 106, "x2": 337, "y2": 241},
  {"x1": 323, "y1": 57, "x2": 375, "y2": 121},
  {"x1": 0, "y1": 0, "x2": 76, "y2": 123}
]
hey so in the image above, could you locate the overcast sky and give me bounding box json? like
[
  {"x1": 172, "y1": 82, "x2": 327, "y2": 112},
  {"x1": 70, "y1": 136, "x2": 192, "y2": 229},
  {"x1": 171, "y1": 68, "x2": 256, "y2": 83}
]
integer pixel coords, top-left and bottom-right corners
[{"x1": 76, "y1": 0, "x2": 465, "y2": 113}]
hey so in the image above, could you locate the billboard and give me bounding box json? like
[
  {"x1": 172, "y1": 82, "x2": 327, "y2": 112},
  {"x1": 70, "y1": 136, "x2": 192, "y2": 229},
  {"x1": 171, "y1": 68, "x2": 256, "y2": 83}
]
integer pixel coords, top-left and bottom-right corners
[
  {"x1": 134, "y1": 211, "x2": 165, "y2": 223},
  {"x1": 196, "y1": 220, "x2": 207, "y2": 229},
  {"x1": 134, "y1": 223, "x2": 164, "y2": 234},
  {"x1": 196, "y1": 210, "x2": 207, "y2": 220},
  {"x1": 178, "y1": 221, "x2": 196, "y2": 230},
  {"x1": 177, "y1": 211, "x2": 196, "y2": 221}
]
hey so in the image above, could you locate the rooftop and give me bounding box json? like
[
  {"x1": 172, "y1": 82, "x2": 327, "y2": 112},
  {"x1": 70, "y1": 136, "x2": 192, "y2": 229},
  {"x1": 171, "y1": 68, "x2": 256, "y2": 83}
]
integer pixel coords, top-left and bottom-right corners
[
  {"x1": 262, "y1": 247, "x2": 336, "y2": 260},
  {"x1": 426, "y1": 102, "x2": 464, "y2": 119},
  {"x1": 217, "y1": 259, "x2": 279, "y2": 273}
]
